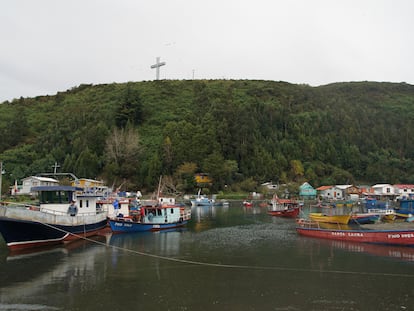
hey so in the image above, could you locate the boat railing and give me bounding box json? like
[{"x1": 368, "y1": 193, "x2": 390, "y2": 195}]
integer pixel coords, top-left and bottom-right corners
[
  {"x1": 297, "y1": 218, "x2": 321, "y2": 228},
  {"x1": 39, "y1": 207, "x2": 101, "y2": 217},
  {"x1": 0, "y1": 201, "x2": 37, "y2": 211},
  {"x1": 181, "y1": 209, "x2": 192, "y2": 220},
  {"x1": 297, "y1": 218, "x2": 346, "y2": 230},
  {"x1": 367, "y1": 208, "x2": 395, "y2": 215}
]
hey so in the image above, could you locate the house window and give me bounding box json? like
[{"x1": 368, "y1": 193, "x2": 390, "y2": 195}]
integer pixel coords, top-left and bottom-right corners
[{"x1": 386, "y1": 188, "x2": 390, "y2": 193}]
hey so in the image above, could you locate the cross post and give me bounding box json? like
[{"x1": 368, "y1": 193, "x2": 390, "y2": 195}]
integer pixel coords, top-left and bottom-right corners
[{"x1": 150, "y1": 57, "x2": 166, "y2": 80}]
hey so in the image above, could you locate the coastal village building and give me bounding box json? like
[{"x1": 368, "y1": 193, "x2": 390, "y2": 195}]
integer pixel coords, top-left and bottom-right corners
[
  {"x1": 371, "y1": 184, "x2": 395, "y2": 198},
  {"x1": 394, "y1": 184, "x2": 414, "y2": 199},
  {"x1": 71, "y1": 178, "x2": 109, "y2": 195},
  {"x1": 316, "y1": 183, "x2": 414, "y2": 201},
  {"x1": 317, "y1": 185, "x2": 358, "y2": 200},
  {"x1": 342, "y1": 185, "x2": 360, "y2": 200},
  {"x1": 316, "y1": 185, "x2": 334, "y2": 200},
  {"x1": 195, "y1": 173, "x2": 213, "y2": 187},
  {"x1": 261, "y1": 182, "x2": 278, "y2": 191},
  {"x1": 299, "y1": 182, "x2": 317, "y2": 199},
  {"x1": 326, "y1": 185, "x2": 354, "y2": 200},
  {"x1": 12, "y1": 176, "x2": 58, "y2": 195}
]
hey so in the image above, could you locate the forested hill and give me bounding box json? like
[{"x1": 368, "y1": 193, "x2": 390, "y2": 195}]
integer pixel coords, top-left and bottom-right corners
[{"x1": 1, "y1": 80, "x2": 414, "y2": 194}]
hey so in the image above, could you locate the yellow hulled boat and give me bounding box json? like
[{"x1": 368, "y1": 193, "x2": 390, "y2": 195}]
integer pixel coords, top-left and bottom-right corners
[{"x1": 309, "y1": 212, "x2": 351, "y2": 224}]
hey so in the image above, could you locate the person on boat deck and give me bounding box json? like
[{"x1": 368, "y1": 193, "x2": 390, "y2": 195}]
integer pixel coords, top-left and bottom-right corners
[
  {"x1": 140, "y1": 206, "x2": 145, "y2": 222},
  {"x1": 113, "y1": 198, "x2": 120, "y2": 217},
  {"x1": 68, "y1": 200, "x2": 78, "y2": 216}
]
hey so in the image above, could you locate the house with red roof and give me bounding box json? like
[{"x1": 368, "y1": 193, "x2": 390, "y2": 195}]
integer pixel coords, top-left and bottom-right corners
[
  {"x1": 394, "y1": 184, "x2": 414, "y2": 199},
  {"x1": 316, "y1": 185, "x2": 334, "y2": 200}
]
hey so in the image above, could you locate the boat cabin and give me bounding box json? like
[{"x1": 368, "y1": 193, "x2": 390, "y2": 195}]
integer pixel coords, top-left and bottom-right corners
[
  {"x1": 31, "y1": 186, "x2": 102, "y2": 216},
  {"x1": 141, "y1": 204, "x2": 184, "y2": 223}
]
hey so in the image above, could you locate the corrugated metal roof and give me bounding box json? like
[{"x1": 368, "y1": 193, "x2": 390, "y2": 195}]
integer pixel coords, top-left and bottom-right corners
[{"x1": 316, "y1": 185, "x2": 333, "y2": 191}]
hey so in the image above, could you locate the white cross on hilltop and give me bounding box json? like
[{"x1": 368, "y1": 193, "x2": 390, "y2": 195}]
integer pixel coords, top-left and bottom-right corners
[{"x1": 150, "y1": 57, "x2": 166, "y2": 80}]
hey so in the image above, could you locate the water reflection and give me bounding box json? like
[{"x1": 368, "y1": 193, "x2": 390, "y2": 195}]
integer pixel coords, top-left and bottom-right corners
[
  {"x1": 0, "y1": 236, "x2": 109, "y2": 310},
  {"x1": 0, "y1": 203, "x2": 414, "y2": 310},
  {"x1": 192, "y1": 204, "x2": 217, "y2": 223},
  {"x1": 308, "y1": 238, "x2": 414, "y2": 263},
  {"x1": 109, "y1": 229, "x2": 186, "y2": 257}
]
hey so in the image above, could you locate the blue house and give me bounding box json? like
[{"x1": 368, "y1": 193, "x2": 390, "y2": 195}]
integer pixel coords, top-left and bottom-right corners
[{"x1": 299, "y1": 182, "x2": 317, "y2": 199}]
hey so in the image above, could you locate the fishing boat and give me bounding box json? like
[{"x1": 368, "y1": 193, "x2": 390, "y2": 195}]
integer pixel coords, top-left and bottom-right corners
[
  {"x1": 367, "y1": 208, "x2": 396, "y2": 221},
  {"x1": 109, "y1": 197, "x2": 191, "y2": 233},
  {"x1": 395, "y1": 199, "x2": 414, "y2": 220},
  {"x1": 0, "y1": 186, "x2": 108, "y2": 251},
  {"x1": 309, "y1": 212, "x2": 351, "y2": 224},
  {"x1": 190, "y1": 189, "x2": 215, "y2": 207},
  {"x1": 267, "y1": 196, "x2": 301, "y2": 218},
  {"x1": 214, "y1": 199, "x2": 229, "y2": 207},
  {"x1": 296, "y1": 219, "x2": 414, "y2": 246},
  {"x1": 350, "y1": 212, "x2": 381, "y2": 224}
]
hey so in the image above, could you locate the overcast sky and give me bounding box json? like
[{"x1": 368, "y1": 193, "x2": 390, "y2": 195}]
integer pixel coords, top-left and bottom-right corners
[{"x1": 1, "y1": 0, "x2": 413, "y2": 102}]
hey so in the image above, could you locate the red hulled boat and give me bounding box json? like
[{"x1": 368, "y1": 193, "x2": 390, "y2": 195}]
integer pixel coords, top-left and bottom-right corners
[
  {"x1": 296, "y1": 219, "x2": 414, "y2": 246},
  {"x1": 267, "y1": 196, "x2": 301, "y2": 218}
]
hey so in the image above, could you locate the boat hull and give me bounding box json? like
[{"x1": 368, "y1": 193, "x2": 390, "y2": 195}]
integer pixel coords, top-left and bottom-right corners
[
  {"x1": 191, "y1": 201, "x2": 213, "y2": 207},
  {"x1": 109, "y1": 219, "x2": 188, "y2": 233},
  {"x1": 309, "y1": 213, "x2": 351, "y2": 224},
  {"x1": 0, "y1": 217, "x2": 108, "y2": 251},
  {"x1": 350, "y1": 213, "x2": 381, "y2": 224},
  {"x1": 267, "y1": 208, "x2": 300, "y2": 218},
  {"x1": 296, "y1": 224, "x2": 414, "y2": 246}
]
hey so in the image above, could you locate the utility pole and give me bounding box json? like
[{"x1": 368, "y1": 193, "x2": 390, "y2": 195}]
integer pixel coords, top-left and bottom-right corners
[{"x1": 0, "y1": 161, "x2": 3, "y2": 201}]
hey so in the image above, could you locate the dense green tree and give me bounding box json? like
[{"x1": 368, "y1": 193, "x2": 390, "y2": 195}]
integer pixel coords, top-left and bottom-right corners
[
  {"x1": 174, "y1": 162, "x2": 198, "y2": 193},
  {"x1": 115, "y1": 84, "x2": 143, "y2": 128},
  {"x1": 2, "y1": 80, "x2": 414, "y2": 192}
]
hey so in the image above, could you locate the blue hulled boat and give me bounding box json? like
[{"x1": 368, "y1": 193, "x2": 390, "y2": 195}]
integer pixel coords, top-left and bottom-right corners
[{"x1": 109, "y1": 197, "x2": 191, "y2": 233}]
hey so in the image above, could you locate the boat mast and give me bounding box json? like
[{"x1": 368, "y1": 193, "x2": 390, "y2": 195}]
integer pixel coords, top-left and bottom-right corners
[{"x1": 156, "y1": 175, "x2": 162, "y2": 200}]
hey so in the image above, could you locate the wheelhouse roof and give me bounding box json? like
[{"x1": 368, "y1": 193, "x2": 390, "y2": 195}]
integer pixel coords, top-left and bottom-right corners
[{"x1": 31, "y1": 186, "x2": 83, "y2": 192}]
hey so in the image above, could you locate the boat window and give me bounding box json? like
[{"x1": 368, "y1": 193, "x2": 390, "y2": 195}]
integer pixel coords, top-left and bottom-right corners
[
  {"x1": 170, "y1": 208, "x2": 174, "y2": 214},
  {"x1": 86, "y1": 200, "x2": 89, "y2": 208},
  {"x1": 79, "y1": 200, "x2": 83, "y2": 208},
  {"x1": 157, "y1": 209, "x2": 162, "y2": 216},
  {"x1": 39, "y1": 190, "x2": 71, "y2": 204}
]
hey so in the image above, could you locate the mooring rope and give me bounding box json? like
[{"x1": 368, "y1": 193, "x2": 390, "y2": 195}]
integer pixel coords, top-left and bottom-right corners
[{"x1": 41, "y1": 222, "x2": 414, "y2": 278}]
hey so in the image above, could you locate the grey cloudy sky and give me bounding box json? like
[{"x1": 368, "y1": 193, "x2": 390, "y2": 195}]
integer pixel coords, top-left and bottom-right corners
[{"x1": 1, "y1": 0, "x2": 413, "y2": 102}]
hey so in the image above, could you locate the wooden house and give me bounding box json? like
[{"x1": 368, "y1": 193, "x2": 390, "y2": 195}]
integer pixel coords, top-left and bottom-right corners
[
  {"x1": 14, "y1": 176, "x2": 59, "y2": 195},
  {"x1": 393, "y1": 184, "x2": 414, "y2": 199},
  {"x1": 195, "y1": 173, "x2": 213, "y2": 187},
  {"x1": 316, "y1": 185, "x2": 334, "y2": 200},
  {"x1": 299, "y1": 182, "x2": 316, "y2": 199},
  {"x1": 371, "y1": 184, "x2": 396, "y2": 198}
]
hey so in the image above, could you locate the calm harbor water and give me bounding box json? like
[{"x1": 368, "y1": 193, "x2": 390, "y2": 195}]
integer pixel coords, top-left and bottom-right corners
[{"x1": 0, "y1": 202, "x2": 413, "y2": 311}]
